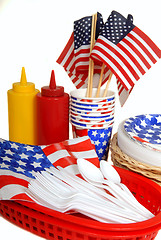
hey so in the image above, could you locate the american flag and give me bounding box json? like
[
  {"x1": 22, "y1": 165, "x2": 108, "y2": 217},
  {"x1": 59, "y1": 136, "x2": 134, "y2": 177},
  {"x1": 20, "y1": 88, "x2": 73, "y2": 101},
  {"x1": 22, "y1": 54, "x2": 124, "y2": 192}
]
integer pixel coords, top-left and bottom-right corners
[
  {"x1": 0, "y1": 136, "x2": 99, "y2": 201},
  {"x1": 56, "y1": 13, "x2": 112, "y2": 89},
  {"x1": 91, "y1": 10, "x2": 161, "y2": 106}
]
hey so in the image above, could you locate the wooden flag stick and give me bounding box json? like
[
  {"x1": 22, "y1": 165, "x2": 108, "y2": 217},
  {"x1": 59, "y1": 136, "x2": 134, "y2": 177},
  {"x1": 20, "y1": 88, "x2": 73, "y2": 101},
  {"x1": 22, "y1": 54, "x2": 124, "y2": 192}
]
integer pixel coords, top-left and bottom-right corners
[
  {"x1": 86, "y1": 13, "x2": 97, "y2": 97},
  {"x1": 103, "y1": 71, "x2": 113, "y2": 97},
  {"x1": 95, "y1": 63, "x2": 105, "y2": 97}
]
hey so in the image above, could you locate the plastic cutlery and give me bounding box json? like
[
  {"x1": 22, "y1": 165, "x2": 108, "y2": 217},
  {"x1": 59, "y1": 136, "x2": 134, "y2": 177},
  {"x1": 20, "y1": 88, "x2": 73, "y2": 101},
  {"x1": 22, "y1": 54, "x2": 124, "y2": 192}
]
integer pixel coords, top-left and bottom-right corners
[
  {"x1": 100, "y1": 160, "x2": 138, "y2": 199},
  {"x1": 37, "y1": 169, "x2": 144, "y2": 221},
  {"x1": 27, "y1": 177, "x2": 139, "y2": 223},
  {"x1": 77, "y1": 158, "x2": 154, "y2": 218}
]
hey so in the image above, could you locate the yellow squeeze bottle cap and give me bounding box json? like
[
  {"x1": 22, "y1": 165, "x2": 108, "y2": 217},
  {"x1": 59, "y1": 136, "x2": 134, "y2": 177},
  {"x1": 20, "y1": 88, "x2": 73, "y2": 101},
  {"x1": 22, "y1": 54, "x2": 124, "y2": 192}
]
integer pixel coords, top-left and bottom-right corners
[{"x1": 13, "y1": 67, "x2": 35, "y2": 93}]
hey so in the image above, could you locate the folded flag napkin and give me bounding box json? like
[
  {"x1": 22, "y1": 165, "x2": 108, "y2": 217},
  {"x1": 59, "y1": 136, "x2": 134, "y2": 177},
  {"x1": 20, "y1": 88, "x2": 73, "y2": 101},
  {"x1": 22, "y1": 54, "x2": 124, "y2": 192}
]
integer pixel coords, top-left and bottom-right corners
[{"x1": 0, "y1": 136, "x2": 99, "y2": 202}]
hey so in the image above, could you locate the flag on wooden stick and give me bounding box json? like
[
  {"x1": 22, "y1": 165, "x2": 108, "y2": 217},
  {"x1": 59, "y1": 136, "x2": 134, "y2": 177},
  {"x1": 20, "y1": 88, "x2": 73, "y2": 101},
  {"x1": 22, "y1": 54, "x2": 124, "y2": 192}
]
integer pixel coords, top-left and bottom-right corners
[
  {"x1": 91, "y1": 10, "x2": 161, "y2": 105},
  {"x1": 57, "y1": 13, "x2": 111, "y2": 89}
]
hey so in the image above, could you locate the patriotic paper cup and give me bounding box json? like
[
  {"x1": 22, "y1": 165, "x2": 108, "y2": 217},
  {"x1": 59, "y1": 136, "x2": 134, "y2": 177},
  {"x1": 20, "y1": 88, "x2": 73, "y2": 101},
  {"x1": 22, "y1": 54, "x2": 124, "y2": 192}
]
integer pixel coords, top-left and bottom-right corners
[
  {"x1": 70, "y1": 101, "x2": 115, "y2": 109},
  {"x1": 72, "y1": 124, "x2": 113, "y2": 160},
  {"x1": 70, "y1": 108, "x2": 115, "y2": 117},
  {"x1": 71, "y1": 111, "x2": 114, "y2": 120},
  {"x1": 71, "y1": 119, "x2": 114, "y2": 128},
  {"x1": 70, "y1": 99, "x2": 115, "y2": 107},
  {"x1": 70, "y1": 88, "x2": 115, "y2": 102},
  {"x1": 71, "y1": 103, "x2": 115, "y2": 111},
  {"x1": 71, "y1": 116, "x2": 114, "y2": 124}
]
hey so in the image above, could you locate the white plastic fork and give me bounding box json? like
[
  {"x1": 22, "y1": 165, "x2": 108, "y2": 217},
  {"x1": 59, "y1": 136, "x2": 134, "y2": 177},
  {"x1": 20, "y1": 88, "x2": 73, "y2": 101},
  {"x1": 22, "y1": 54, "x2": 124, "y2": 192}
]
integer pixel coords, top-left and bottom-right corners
[
  {"x1": 27, "y1": 179, "x2": 139, "y2": 223},
  {"x1": 34, "y1": 170, "x2": 145, "y2": 221},
  {"x1": 45, "y1": 166, "x2": 144, "y2": 215}
]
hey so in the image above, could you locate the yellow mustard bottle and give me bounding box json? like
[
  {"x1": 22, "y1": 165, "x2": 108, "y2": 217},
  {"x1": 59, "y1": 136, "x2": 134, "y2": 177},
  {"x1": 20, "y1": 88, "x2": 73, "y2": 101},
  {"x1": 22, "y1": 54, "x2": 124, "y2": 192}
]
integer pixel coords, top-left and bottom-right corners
[{"x1": 7, "y1": 67, "x2": 39, "y2": 145}]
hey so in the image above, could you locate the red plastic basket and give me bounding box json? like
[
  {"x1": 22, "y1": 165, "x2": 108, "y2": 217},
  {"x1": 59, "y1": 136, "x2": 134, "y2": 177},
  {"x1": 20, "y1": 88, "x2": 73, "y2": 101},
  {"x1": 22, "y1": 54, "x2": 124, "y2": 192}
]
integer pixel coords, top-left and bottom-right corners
[{"x1": 0, "y1": 167, "x2": 161, "y2": 240}]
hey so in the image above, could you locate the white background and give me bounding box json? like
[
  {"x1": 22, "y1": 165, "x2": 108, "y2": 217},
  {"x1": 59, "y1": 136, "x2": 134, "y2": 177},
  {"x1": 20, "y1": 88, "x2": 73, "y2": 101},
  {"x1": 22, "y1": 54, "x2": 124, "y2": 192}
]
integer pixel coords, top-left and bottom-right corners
[{"x1": 0, "y1": 0, "x2": 161, "y2": 239}]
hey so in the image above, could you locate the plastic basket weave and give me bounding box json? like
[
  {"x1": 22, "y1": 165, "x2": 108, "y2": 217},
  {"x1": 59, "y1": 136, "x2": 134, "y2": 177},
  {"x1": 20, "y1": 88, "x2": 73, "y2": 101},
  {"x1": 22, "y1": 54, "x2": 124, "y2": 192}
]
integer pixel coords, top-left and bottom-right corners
[
  {"x1": 1, "y1": 167, "x2": 161, "y2": 240},
  {"x1": 110, "y1": 133, "x2": 161, "y2": 186}
]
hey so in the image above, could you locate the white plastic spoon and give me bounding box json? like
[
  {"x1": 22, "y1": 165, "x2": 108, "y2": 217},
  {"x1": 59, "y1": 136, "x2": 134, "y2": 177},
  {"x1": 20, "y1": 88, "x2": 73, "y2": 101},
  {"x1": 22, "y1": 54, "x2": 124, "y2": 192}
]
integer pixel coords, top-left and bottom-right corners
[
  {"x1": 100, "y1": 160, "x2": 136, "y2": 198},
  {"x1": 77, "y1": 158, "x2": 154, "y2": 219},
  {"x1": 100, "y1": 160, "x2": 121, "y2": 183}
]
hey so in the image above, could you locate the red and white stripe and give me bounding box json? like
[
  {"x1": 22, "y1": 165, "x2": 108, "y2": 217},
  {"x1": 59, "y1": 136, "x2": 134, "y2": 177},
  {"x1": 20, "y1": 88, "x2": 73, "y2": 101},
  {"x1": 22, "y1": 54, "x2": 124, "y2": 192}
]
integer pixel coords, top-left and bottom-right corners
[
  {"x1": 0, "y1": 137, "x2": 99, "y2": 201},
  {"x1": 117, "y1": 80, "x2": 133, "y2": 106},
  {"x1": 57, "y1": 33, "x2": 111, "y2": 89},
  {"x1": 91, "y1": 26, "x2": 161, "y2": 104},
  {"x1": 74, "y1": 44, "x2": 90, "y2": 71},
  {"x1": 41, "y1": 136, "x2": 99, "y2": 175},
  {"x1": 0, "y1": 169, "x2": 34, "y2": 202}
]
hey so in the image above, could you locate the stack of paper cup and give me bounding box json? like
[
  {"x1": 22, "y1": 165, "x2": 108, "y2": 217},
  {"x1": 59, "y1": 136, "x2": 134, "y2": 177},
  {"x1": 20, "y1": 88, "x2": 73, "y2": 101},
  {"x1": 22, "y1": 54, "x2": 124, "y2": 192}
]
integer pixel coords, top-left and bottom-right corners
[{"x1": 70, "y1": 88, "x2": 115, "y2": 160}]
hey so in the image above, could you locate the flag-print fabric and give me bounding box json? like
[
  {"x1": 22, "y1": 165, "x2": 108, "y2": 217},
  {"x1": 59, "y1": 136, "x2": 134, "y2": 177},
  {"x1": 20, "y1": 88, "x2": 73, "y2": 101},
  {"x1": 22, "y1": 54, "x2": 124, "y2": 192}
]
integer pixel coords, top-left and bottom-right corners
[
  {"x1": 72, "y1": 125, "x2": 113, "y2": 160},
  {"x1": 56, "y1": 13, "x2": 112, "y2": 89},
  {"x1": 0, "y1": 136, "x2": 99, "y2": 201},
  {"x1": 91, "y1": 10, "x2": 161, "y2": 105},
  {"x1": 0, "y1": 138, "x2": 52, "y2": 202},
  {"x1": 74, "y1": 13, "x2": 103, "y2": 72}
]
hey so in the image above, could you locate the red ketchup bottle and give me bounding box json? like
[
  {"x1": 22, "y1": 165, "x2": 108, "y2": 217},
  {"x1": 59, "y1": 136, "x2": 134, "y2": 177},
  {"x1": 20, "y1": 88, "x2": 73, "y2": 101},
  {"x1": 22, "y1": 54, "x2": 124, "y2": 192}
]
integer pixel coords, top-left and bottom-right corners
[{"x1": 36, "y1": 70, "x2": 69, "y2": 145}]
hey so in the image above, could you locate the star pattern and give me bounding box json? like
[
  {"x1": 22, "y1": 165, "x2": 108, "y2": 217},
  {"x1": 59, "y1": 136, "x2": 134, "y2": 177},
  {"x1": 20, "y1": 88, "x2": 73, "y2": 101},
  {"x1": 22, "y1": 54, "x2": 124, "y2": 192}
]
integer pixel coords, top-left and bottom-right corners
[
  {"x1": 124, "y1": 114, "x2": 161, "y2": 152},
  {"x1": 0, "y1": 139, "x2": 52, "y2": 179},
  {"x1": 88, "y1": 128, "x2": 112, "y2": 160},
  {"x1": 74, "y1": 12, "x2": 103, "y2": 50},
  {"x1": 101, "y1": 10, "x2": 134, "y2": 44}
]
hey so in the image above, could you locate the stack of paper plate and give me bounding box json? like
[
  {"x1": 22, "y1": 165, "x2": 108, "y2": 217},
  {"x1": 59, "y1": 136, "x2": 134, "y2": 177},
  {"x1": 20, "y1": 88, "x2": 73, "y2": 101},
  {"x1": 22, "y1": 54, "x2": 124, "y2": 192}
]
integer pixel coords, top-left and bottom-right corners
[{"x1": 117, "y1": 114, "x2": 161, "y2": 167}]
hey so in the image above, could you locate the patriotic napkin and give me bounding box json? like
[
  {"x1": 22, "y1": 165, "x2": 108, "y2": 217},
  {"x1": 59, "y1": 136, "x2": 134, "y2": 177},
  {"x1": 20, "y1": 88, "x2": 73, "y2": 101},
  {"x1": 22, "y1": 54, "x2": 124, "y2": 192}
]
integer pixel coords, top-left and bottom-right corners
[
  {"x1": 56, "y1": 12, "x2": 112, "y2": 88},
  {"x1": 91, "y1": 10, "x2": 161, "y2": 106},
  {"x1": 0, "y1": 136, "x2": 99, "y2": 202}
]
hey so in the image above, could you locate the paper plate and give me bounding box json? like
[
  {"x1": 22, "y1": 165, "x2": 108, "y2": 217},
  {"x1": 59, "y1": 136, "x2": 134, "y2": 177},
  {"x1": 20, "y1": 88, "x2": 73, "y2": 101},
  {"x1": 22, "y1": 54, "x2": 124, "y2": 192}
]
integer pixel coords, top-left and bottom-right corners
[{"x1": 124, "y1": 114, "x2": 161, "y2": 152}]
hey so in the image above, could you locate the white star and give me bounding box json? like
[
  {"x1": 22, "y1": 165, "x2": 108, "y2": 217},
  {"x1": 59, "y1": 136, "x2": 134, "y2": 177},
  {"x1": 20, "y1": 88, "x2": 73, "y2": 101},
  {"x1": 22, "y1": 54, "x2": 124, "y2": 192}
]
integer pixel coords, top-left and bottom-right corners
[
  {"x1": 31, "y1": 162, "x2": 42, "y2": 168},
  {"x1": 18, "y1": 160, "x2": 27, "y2": 166},
  {"x1": 24, "y1": 145, "x2": 34, "y2": 151},
  {"x1": 92, "y1": 130, "x2": 98, "y2": 137},
  {"x1": 100, "y1": 132, "x2": 105, "y2": 138},
  {"x1": 144, "y1": 133, "x2": 152, "y2": 138},
  {"x1": 10, "y1": 143, "x2": 19, "y2": 150},
  {"x1": 30, "y1": 170, "x2": 37, "y2": 176},
  {"x1": 0, "y1": 162, "x2": 8, "y2": 168},
  {"x1": 156, "y1": 116, "x2": 161, "y2": 123},
  {"x1": 98, "y1": 148, "x2": 103, "y2": 154},
  {"x1": 1, "y1": 156, "x2": 12, "y2": 162},
  {"x1": 16, "y1": 166, "x2": 25, "y2": 173},
  {"x1": 34, "y1": 153, "x2": 44, "y2": 160},
  {"x1": 147, "y1": 129, "x2": 155, "y2": 133},
  {"x1": 155, "y1": 139, "x2": 161, "y2": 144},
  {"x1": 95, "y1": 140, "x2": 100, "y2": 146},
  {"x1": 103, "y1": 140, "x2": 107, "y2": 146},
  {"x1": 135, "y1": 125, "x2": 142, "y2": 131},
  {"x1": 107, "y1": 132, "x2": 111, "y2": 137},
  {"x1": 140, "y1": 120, "x2": 147, "y2": 128},
  {"x1": 5, "y1": 149, "x2": 14, "y2": 155},
  {"x1": 20, "y1": 153, "x2": 29, "y2": 159},
  {"x1": 146, "y1": 114, "x2": 153, "y2": 120}
]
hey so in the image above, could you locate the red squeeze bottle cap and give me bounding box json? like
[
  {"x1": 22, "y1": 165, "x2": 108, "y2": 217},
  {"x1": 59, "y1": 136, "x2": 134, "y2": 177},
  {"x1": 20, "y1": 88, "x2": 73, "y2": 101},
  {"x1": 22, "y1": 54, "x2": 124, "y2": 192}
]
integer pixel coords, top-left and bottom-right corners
[{"x1": 41, "y1": 70, "x2": 64, "y2": 97}]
